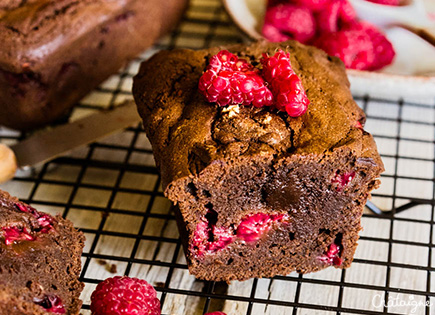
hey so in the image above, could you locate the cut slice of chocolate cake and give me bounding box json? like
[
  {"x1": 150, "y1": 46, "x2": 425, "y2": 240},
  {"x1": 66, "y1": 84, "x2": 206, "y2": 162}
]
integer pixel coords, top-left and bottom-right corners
[
  {"x1": 133, "y1": 40, "x2": 384, "y2": 282},
  {"x1": 0, "y1": 190, "x2": 84, "y2": 314}
]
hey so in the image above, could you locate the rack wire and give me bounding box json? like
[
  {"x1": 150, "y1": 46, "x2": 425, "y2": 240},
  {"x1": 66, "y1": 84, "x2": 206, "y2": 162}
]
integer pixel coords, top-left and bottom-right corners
[{"x1": 1, "y1": 0, "x2": 434, "y2": 314}]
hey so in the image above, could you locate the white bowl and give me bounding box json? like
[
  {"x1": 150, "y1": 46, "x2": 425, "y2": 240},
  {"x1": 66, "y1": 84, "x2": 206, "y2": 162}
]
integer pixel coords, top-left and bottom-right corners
[{"x1": 222, "y1": 0, "x2": 435, "y2": 100}]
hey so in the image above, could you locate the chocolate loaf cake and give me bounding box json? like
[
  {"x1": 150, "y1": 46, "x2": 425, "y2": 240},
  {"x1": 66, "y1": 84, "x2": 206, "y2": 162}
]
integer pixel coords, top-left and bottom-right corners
[
  {"x1": 0, "y1": 0, "x2": 188, "y2": 130},
  {"x1": 133, "y1": 41, "x2": 384, "y2": 282},
  {"x1": 0, "y1": 190, "x2": 84, "y2": 314}
]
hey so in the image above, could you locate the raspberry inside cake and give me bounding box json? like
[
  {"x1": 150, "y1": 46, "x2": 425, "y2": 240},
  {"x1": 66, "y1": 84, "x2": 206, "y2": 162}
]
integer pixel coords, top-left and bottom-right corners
[
  {"x1": 133, "y1": 40, "x2": 384, "y2": 281},
  {"x1": 0, "y1": 190, "x2": 84, "y2": 314}
]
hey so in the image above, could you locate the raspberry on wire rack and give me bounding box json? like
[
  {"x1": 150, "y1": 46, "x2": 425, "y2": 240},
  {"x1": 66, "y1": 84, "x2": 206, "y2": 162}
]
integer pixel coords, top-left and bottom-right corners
[
  {"x1": 90, "y1": 276, "x2": 161, "y2": 315},
  {"x1": 89, "y1": 275, "x2": 228, "y2": 315}
]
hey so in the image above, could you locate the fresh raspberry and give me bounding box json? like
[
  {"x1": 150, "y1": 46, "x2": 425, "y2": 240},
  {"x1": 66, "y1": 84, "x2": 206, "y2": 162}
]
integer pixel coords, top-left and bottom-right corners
[
  {"x1": 191, "y1": 219, "x2": 234, "y2": 257},
  {"x1": 205, "y1": 50, "x2": 252, "y2": 74},
  {"x1": 339, "y1": 0, "x2": 357, "y2": 24},
  {"x1": 316, "y1": 0, "x2": 357, "y2": 33},
  {"x1": 319, "y1": 243, "x2": 343, "y2": 266},
  {"x1": 2, "y1": 226, "x2": 35, "y2": 245},
  {"x1": 262, "y1": 23, "x2": 291, "y2": 43},
  {"x1": 316, "y1": 0, "x2": 341, "y2": 33},
  {"x1": 365, "y1": 0, "x2": 400, "y2": 5},
  {"x1": 267, "y1": 0, "x2": 287, "y2": 7},
  {"x1": 263, "y1": 4, "x2": 316, "y2": 43},
  {"x1": 198, "y1": 50, "x2": 273, "y2": 107},
  {"x1": 263, "y1": 0, "x2": 394, "y2": 71},
  {"x1": 331, "y1": 170, "x2": 356, "y2": 190},
  {"x1": 91, "y1": 276, "x2": 160, "y2": 315},
  {"x1": 292, "y1": 0, "x2": 331, "y2": 11},
  {"x1": 236, "y1": 213, "x2": 288, "y2": 243},
  {"x1": 33, "y1": 295, "x2": 65, "y2": 314},
  {"x1": 361, "y1": 22, "x2": 396, "y2": 70},
  {"x1": 315, "y1": 21, "x2": 395, "y2": 70},
  {"x1": 261, "y1": 50, "x2": 310, "y2": 117},
  {"x1": 315, "y1": 23, "x2": 374, "y2": 70}
]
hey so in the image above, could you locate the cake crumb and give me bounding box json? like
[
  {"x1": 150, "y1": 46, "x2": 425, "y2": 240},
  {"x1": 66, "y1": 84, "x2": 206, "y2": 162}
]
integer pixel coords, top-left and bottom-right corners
[
  {"x1": 222, "y1": 105, "x2": 240, "y2": 118},
  {"x1": 263, "y1": 115, "x2": 272, "y2": 124},
  {"x1": 107, "y1": 264, "x2": 117, "y2": 274}
]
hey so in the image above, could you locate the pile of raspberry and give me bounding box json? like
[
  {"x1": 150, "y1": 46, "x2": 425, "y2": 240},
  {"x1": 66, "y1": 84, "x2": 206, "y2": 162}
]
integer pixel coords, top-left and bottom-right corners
[
  {"x1": 262, "y1": 0, "x2": 396, "y2": 71},
  {"x1": 198, "y1": 49, "x2": 310, "y2": 117}
]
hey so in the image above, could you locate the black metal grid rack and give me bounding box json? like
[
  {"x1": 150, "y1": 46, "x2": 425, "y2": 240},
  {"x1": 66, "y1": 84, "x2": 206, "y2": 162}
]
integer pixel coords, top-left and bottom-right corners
[{"x1": 1, "y1": 0, "x2": 435, "y2": 314}]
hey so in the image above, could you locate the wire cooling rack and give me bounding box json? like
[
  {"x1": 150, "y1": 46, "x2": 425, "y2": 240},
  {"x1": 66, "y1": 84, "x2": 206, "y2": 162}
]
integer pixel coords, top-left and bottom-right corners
[{"x1": 1, "y1": 0, "x2": 435, "y2": 314}]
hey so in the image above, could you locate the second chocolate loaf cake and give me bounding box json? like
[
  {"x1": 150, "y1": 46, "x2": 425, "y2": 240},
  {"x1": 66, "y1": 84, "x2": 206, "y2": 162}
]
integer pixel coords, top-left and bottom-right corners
[
  {"x1": 133, "y1": 41, "x2": 384, "y2": 282},
  {"x1": 0, "y1": 0, "x2": 188, "y2": 130}
]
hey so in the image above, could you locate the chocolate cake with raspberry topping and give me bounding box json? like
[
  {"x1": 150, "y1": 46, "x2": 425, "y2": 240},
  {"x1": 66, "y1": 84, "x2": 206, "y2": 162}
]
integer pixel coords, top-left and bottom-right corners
[
  {"x1": 0, "y1": 190, "x2": 84, "y2": 314},
  {"x1": 133, "y1": 40, "x2": 384, "y2": 281},
  {"x1": 0, "y1": 0, "x2": 188, "y2": 130}
]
